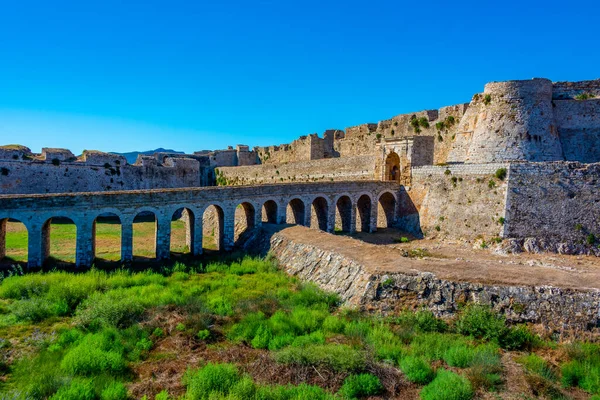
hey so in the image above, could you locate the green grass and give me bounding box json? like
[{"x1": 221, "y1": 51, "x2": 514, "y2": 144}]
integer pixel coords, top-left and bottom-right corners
[
  {"x1": 0, "y1": 257, "x2": 598, "y2": 399},
  {"x1": 2, "y1": 220, "x2": 209, "y2": 263}
]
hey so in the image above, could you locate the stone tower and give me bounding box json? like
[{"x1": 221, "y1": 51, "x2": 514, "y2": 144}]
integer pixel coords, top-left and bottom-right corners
[{"x1": 455, "y1": 78, "x2": 565, "y2": 163}]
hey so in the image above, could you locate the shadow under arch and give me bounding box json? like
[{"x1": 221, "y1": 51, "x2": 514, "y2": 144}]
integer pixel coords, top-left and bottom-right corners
[
  {"x1": 335, "y1": 195, "x2": 353, "y2": 233},
  {"x1": 262, "y1": 200, "x2": 278, "y2": 224},
  {"x1": 234, "y1": 202, "x2": 256, "y2": 245},
  {"x1": 310, "y1": 196, "x2": 329, "y2": 231},
  {"x1": 356, "y1": 195, "x2": 372, "y2": 232},
  {"x1": 377, "y1": 192, "x2": 397, "y2": 228},
  {"x1": 286, "y1": 198, "x2": 306, "y2": 225}
]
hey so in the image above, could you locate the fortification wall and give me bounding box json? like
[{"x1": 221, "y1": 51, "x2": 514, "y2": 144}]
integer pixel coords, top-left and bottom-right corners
[
  {"x1": 255, "y1": 133, "x2": 335, "y2": 165},
  {"x1": 405, "y1": 163, "x2": 509, "y2": 239},
  {"x1": 554, "y1": 99, "x2": 600, "y2": 163},
  {"x1": 0, "y1": 147, "x2": 201, "y2": 194},
  {"x1": 216, "y1": 155, "x2": 376, "y2": 186},
  {"x1": 504, "y1": 162, "x2": 600, "y2": 254},
  {"x1": 552, "y1": 80, "x2": 600, "y2": 99}
]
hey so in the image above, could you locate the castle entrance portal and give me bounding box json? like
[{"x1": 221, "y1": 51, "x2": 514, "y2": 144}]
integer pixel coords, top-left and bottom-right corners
[{"x1": 385, "y1": 152, "x2": 400, "y2": 182}]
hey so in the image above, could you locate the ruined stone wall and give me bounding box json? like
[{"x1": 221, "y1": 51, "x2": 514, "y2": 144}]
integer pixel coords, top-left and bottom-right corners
[
  {"x1": 216, "y1": 155, "x2": 377, "y2": 186},
  {"x1": 255, "y1": 133, "x2": 334, "y2": 165},
  {"x1": 405, "y1": 163, "x2": 509, "y2": 239},
  {"x1": 554, "y1": 99, "x2": 600, "y2": 163},
  {"x1": 267, "y1": 229, "x2": 600, "y2": 334},
  {"x1": 552, "y1": 79, "x2": 600, "y2": 99},
  {"x1": 0, "y1": 147, "x2": 201, "y2": 194},
  {"x1": 504, "y1": 162, "x2": 600, "y2": 253},
  {"x1": 334, "y1": 105, "x2": 467, "y2": 165}
]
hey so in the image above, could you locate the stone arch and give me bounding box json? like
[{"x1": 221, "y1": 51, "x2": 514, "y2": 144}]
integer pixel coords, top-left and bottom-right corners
[
  {"x1": 93, "y1": 212, "x2": 121, "y2": 262},
  {"x1": 310, "y1": 196, "x2": 329, "y2": 231},
  {"x1": 0, "y1": 217, "x2": 28, "y2": 266},
  {"x1": 202, "y1": 204, "x2": 225, "y2": 251},
  {"x1": 170, "y1": 207, "x2": 195, "y2": 255},
  {"x1": 356, "y1": 194, "x2": 372, "y2": 232},
  {"x1": 286, "y1": 198, "x2": 306, "y2": 225},
  {"x1": 41, "y1": 216, "x2": 77, "y2": 265},
  {"x1": 234, "y1": 201, "x2": 256, "y2": 245},
  {"x1": 335, "y1": 195, "x2": 353, "y2": 232},
  {"x1": 132, "y1": 210, "x2": 157, "y2": 259},
  {"x1": 377, "y1": 192, "x2": 397, "y2": 228},
  {"x1": 262, "y1": 200, "x2": 278, "y2": 224},
  {"x1": 385, "y1": 151, "x2": 401, "y2": 182}
]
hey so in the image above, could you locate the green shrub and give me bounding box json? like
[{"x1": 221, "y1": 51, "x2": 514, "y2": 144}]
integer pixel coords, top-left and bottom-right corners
[
  {"x1": 274, "y1": 343, "x2": 365, "y2": 372},
  {"x1": 587, "y1": 234, "x2": 597, "y2": 245},
  {"x1": 101, "y1": 381, "x2": 128, "y2": 400},
  {"x1": 251, "y1": 325, "x2": 273, "y2": 349},
  {"x1": 197, "y1": 329, "x2": 210, "y2": 340},
  {"x1": 339, "y1": 373, "x2": 384, "y2": 398},
  {"x1": 517, "y1": 354, "x2": 557, "y2": 381},
  {"x1": 420, "y1": 369, "x2": 473, "y2": 400},
  {"x1": 410, "y1": 333, "x2": 469, "y2": 361},
  {"x1": 466, "y1": 346, "x2": 503, "y2": 391},
  {"x1": 152, "y1": 327, "x2": 165, "y2": 337},
  {"x1": 400, "y1": 356, "x2": 435, "y2": 384},
  {"x1": 495, "y1": 168, "x2": 507, "y2": 180},
  {"x1": 50, "y1": 378, "x2": 95, "y2": 400},
  {"x1": 228, "y1": 312, "x2": 267, "y2": 343},
  {"x1": 75, "y1": 290, "x2": 145, "y2": 329},
  {"x1": 344, "y1": 320, "x2": 371, "y2": 341},
  {"x1": 483, "y1": 94, "x2": 492, "y2": 105},
  {"x1": 455, "y1": 304, "x2": 505, "y2": 342},
  {"x1": 561, "y1": 361, "x2": 586, "y2": 388},
  {"x1": 155, "y1": 390, "x2": 171, "y2": 400},
  {"x1": 60, "y1": 331, "x2": 126, "y2": 376},
  {"x1": 322, "y1": 315, "x2": 346, "y2": 334},
  {"x1": 444, "y1": 345, "x2": 476, "y2": 368},
  {"x1": 291, "y1": 330, "x2": 326, "y2": 347},
  {"x1": 10, "y1": 297, "x2": 55, "y2": 322},
  {"x1": 499, "y1": 324, "x2": 536, "y2": 351},
  {"x1": 366, "y1": 324, "x2": 404, "y2": 362},
  {"x1": 184, "y1": 363, "x2": 240, "y2": 400}
]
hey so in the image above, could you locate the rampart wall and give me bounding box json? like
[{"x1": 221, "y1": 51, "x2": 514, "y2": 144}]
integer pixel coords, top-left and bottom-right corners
[
  {"x1": 554, "y1": 99, "x2": 600, "y2": 163},
  {"x1": 405, "y1": 163, "x2": 510, "y2": 239},
  {"x1": 216, "y1": 155, "x2": 377, "y2": 186},
  {"x1": 0, "y1": 147, "x2": 202, "y2": 194},
  {"x1": 504, "y1": 162, "x2": 600, "y2": 254}
]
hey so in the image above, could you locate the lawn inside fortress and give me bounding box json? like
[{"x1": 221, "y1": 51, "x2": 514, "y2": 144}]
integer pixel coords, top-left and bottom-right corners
[
  {"x1": 2, "y1": 220, "x2": 214, "y2": 264},
  {"x1": 1, "y1": 257, "x2": 600, "y2": 400}
]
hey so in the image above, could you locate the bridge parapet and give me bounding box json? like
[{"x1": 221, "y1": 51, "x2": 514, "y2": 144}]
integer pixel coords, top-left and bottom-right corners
[{"x1": 0, "y1": 181, "x2": 408, "y2": 267}]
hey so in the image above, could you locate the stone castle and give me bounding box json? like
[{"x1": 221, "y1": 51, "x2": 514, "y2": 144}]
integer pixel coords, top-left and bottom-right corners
[{"x1": 1, "y1": 77, "x2": 600, "y2": 260}]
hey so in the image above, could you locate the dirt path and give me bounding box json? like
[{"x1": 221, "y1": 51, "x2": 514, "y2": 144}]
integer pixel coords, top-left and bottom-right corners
[{"x1": 274, "y1": 226, "x2": 600, "y2": 290}]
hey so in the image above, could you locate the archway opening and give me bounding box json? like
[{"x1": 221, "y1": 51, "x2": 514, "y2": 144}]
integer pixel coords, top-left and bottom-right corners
[
  {"x1": 234, "y1": 202, "x2": 256, "y2": 245},
  {"x1": 94, "y1": 213, "x2": 121, "y2": 262},
  {"x1": 385, "y1": 152, "x2": 401, "y2": 182},
  {"x1": 356, "y1": 195, "x2": 372, "y2": 232},
  {"x1": 310, "y1": 197, "x2": 329, "y2": 231},
  {"x1": 262, "y1": 200, "x2": 278, "y2": 224},
  {"x1": 335, "y1": 196, "x2": 352, "y2": 233},
  {"x1": 0, "y1": 218, "x2": 28, "y2": 265},
  {"x1": 378, "y1": 192, "x2": 397, "y2": 229},
  {"x1": 44, "y1": 217, "x2": 77, "y2": 265},
  {"x1": 171, "y1": 208, "x2": 195, "y2": 255},
  {"x1": 286, "y1": 199, "x2": 305, "y2": 225},
  {"x1": 203, "y1": 205, "x2": 224, "y2": 251},
  {"x1": 132, "y1": 211, "x2": 157, "y2": 259}
]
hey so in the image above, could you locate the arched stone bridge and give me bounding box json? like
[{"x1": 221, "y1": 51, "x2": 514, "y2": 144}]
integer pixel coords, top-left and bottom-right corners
[{"x1": 0, "y1": 181, "x2": 406, "y2": 267}]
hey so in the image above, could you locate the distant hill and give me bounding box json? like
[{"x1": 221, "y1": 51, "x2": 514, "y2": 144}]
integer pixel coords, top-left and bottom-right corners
[{"x1": 111, "y1": 148, "x2": 185, "y2": 164}]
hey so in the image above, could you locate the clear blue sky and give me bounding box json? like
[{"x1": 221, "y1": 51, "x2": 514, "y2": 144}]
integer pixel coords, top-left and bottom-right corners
[{"x1": 0, "y1": 0, "x2": 598, "y2": 154}]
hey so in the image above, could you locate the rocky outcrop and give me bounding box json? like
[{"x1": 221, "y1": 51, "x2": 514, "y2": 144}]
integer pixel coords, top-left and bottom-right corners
[{"x1": 268, "y1": 230, "x2": 600, "y2": 336}]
